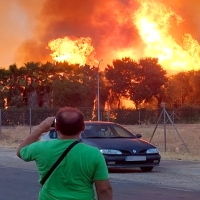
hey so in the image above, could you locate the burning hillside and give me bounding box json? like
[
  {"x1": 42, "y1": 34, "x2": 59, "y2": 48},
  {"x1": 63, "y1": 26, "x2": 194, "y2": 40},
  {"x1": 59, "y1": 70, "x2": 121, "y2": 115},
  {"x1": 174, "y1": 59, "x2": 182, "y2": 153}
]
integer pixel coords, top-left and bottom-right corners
[{"x1": 1, "y1": 0, "x2": 200, "y2": 74}]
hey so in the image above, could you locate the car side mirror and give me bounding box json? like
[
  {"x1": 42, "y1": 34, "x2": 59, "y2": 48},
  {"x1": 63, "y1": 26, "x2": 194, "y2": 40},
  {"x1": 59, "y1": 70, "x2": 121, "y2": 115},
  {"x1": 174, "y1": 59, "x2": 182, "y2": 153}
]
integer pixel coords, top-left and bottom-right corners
[{"x1": 135, "y1": 133, "x2": 142, "y2": 138}]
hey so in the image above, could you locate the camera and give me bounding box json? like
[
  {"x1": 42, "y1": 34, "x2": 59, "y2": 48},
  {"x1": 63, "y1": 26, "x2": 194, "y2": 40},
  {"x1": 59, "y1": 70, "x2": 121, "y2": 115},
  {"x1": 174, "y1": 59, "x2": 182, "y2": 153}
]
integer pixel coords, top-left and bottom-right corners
[{"x1": 51, "y1": 118, "x2": 56, "y2": 127}]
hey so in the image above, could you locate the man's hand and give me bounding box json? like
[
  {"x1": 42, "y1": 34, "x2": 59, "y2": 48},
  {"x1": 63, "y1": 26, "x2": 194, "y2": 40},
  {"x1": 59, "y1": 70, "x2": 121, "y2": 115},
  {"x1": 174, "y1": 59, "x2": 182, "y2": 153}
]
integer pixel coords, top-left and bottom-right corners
[
  {"x1": 37, "y1": 117, "x2": 55, "y2": 133},
  {"x1": 16, "y1": 117, "x2": 55, "y2": 158}
]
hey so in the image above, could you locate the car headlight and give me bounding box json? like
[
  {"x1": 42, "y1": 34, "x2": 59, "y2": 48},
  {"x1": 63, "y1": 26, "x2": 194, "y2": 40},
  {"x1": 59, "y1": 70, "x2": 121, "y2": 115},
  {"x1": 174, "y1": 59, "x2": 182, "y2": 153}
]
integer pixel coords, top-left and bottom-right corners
[
  {"x1": 146, "y1": 148, "x2": 159, "y2": 154},
  {"x1": 100, "y1": 149, "x2": 122, "y2": 155}
]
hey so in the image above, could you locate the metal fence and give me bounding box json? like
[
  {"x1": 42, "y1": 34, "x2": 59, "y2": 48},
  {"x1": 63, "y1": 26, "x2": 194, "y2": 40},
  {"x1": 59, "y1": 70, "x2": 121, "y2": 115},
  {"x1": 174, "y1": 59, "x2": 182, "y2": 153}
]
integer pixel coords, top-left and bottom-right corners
[
  {"x1": 0, "y1": 106, "x2": 200, "y2": 131},
  {"x1": 0, "y1": 107, "x2": 95, "y2": 134}
]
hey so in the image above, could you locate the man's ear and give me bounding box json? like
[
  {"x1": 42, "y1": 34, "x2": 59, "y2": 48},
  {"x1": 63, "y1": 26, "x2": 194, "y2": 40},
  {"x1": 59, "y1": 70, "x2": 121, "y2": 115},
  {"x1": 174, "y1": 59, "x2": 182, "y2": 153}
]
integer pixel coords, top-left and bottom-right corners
[{"x1": 81, "y1": 123, "x2": 85, "y2": 131}]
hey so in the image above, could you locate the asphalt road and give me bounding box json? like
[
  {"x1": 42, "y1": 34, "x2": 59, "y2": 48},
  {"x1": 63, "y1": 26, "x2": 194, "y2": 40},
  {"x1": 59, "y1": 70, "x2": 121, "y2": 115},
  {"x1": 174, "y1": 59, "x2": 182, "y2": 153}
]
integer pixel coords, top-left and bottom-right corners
[
  {"x1": 0, "y1": 166, "x2": 199, "y2": 200},
  {"x1": 0, "y1": 147, "x2": 200, "y2": 199}
]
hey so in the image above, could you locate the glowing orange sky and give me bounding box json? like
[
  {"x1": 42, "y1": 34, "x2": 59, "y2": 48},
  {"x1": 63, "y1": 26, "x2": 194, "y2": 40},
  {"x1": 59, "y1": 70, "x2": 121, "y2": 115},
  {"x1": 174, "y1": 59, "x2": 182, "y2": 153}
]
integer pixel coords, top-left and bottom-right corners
[{"x1": 0, "y1": 0, "x2": 200, "y2": 74}]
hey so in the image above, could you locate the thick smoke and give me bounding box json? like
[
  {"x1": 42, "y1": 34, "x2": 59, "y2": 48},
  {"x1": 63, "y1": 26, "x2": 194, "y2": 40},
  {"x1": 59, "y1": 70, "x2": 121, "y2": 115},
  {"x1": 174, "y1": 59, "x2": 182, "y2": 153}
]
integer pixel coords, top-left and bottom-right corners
[
  {"x1": 0, "y1": 0, "x2": 44, "y2": 68},
  {"x1": 14, "y1": 0, "x2": 140, "y2": 68},
  {"x1": 1, "y1": 0, "x2": 200, "y2": 68},
  {"x1": 158, "y1": 0, "x2": 200, "y2": 42}
]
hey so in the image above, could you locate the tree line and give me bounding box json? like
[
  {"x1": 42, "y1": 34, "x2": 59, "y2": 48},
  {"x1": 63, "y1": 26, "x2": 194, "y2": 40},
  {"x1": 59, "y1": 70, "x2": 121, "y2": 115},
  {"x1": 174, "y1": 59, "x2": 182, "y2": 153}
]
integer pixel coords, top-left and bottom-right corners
[{"x1": 0, "y1": 57, "x2": 200, "y2": 115}]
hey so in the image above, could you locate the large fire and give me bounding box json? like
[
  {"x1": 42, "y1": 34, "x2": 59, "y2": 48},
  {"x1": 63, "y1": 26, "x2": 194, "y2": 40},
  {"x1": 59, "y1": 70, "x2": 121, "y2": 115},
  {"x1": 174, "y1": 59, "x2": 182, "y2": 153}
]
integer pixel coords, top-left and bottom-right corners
[
  {"x1": 48, "y1": 37, "x2": 96, "y2": 66},
  {"x1": 133, "y1": 0, "x2": 200, "y2": 73},
  {"x1": 46, "y1": 0, "x2": 200, "y2": 73}
]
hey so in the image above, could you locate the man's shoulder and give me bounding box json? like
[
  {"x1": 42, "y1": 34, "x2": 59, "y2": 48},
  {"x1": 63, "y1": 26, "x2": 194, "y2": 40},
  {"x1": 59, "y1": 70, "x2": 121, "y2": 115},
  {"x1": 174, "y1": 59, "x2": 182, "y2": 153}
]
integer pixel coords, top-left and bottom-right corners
[
  {"x1": 79, "y1": 142, "x2": 100, "y2": 151},
  {"x1": 29, "y1": 139, "x2": 60, "y2": 150}
]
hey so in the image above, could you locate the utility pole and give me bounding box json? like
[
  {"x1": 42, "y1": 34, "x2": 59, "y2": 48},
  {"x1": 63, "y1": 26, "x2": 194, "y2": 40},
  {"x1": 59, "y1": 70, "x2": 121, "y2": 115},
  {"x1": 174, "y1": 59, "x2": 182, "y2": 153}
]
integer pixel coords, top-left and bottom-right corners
[{"x1": 97, "y1": 59, "x2": 103, "y2": 121}]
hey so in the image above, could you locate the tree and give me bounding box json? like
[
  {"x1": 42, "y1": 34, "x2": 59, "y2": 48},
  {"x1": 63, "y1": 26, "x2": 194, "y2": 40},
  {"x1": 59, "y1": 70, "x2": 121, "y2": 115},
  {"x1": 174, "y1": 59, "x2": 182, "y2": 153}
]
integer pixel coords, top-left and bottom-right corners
[
  {"x1": 52, "y1": 64, "x2": 97, "y2": 110},
  {"x1": 1, "y1": 64, "x2": 25, "y2": 108},
  {"x1": 129, "y1": 58, "x2": 168, "y2": 109},
  {"x1": 105, "y1": 57, "x2": 138, "y2": 109},
  {"x1": 166, "y1": 70, "x2": 200, "y2": 107},
  {"x1": 188, "y1": 70, "x2": 200, "y2": 105}
]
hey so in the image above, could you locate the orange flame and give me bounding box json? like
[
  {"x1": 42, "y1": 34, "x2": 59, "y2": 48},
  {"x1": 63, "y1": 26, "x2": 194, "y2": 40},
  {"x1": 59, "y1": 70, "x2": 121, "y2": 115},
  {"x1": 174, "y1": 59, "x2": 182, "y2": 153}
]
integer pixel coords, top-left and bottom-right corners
[
  {"x1": 133, "y1": 0, "x2": 200, "y2": 73},
  {"x1": 46, "y1": 1, "x2": 200, "y2": 74},
  {"x1": 48, "y1": 36, "x2": 96, "y2": 65}
]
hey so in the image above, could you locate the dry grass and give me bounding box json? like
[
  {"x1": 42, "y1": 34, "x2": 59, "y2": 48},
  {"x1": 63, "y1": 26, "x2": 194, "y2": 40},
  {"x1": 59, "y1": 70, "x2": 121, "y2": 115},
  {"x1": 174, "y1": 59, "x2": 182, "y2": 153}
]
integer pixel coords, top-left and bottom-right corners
[
  {"x1": 0, "y1": 124, "x2": 200, "y2": 162},
  {"x1": 0, "y1": 126, "x2": 31, "y2": 148},
  {"x1": 124, "y1": 124, "x2": 200, "y2": 162}
]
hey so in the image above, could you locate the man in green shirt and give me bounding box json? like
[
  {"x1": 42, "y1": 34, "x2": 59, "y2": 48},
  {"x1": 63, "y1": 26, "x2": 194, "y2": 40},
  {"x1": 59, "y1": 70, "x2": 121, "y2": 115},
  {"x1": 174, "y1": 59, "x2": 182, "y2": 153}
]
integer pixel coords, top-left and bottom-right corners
[{"x1": 16, "y1": 107, "x2": 112, "y2": 200}]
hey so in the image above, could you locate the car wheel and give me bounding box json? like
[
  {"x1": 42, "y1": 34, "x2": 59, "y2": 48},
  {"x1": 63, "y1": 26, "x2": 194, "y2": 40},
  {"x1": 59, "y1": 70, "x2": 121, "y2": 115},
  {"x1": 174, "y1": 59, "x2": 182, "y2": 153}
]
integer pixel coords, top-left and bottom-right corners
[{"x1": 140, "y1": 167, "x2": 154, "y2": 172}]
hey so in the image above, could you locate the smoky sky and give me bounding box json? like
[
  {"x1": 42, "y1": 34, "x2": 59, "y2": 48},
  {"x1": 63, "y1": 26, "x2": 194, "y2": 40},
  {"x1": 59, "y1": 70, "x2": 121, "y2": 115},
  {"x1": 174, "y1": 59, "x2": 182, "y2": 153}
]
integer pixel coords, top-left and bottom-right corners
[{"x1": 0, "y1": 0, "x2": 199, "y2": 68}]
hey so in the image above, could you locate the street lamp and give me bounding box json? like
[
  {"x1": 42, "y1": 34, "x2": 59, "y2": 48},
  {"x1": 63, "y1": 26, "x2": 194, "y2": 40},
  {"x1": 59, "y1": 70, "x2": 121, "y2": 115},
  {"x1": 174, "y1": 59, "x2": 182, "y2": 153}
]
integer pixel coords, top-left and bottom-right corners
[{"x1": 97, "y1": 59, "x2": 103, "y2": 121}]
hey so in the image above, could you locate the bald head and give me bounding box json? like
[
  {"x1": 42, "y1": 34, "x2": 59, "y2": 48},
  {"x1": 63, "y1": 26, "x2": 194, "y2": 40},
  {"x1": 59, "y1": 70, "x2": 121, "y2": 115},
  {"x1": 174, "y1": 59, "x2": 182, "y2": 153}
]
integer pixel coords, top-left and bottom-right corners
[{"x1": 55, "y1": 107, "x2": 84, "y2": 136}]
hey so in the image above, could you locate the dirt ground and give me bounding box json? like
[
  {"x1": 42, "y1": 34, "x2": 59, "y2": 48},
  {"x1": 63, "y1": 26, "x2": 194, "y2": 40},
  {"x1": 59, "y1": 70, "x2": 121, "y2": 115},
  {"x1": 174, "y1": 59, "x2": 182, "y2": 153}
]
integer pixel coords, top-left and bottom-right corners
[
  {"x1": 124, "y1": 124, "x2": 200, "y2": 162},
  {"x1": 0, "y1": 123, "x2": 200, "y2": 162}
]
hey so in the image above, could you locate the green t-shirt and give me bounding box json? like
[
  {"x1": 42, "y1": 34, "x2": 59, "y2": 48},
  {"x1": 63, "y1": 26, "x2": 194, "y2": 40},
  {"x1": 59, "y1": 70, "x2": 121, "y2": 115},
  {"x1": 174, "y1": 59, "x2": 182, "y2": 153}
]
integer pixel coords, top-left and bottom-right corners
[{"x1": 20, "y1": 139, "x2": 109, "y2": 200}]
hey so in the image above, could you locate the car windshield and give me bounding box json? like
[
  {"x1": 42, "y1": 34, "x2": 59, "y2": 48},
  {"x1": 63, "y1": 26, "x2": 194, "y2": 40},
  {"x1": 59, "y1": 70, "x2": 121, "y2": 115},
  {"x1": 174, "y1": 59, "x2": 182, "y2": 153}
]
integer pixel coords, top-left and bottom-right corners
[{"x1": 81, "y1": 123, "x2": 135, "y2": 138}]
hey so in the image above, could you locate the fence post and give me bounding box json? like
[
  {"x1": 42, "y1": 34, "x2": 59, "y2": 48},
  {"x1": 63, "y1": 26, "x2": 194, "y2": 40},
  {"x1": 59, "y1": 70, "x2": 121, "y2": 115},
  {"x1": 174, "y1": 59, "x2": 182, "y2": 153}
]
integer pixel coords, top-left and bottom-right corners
[
  {"x1": 29, "y1": 108, "x2": 32, "y2": 134},
  {"x1": 23, "y1": 112, "x2": 25, "y2": 125},
  {"x1": 138, "y1": 110, "x2": 141, "y2": 125},
  {"x1": 0, "y1": 109, "x2": 2, "y2": 134}
]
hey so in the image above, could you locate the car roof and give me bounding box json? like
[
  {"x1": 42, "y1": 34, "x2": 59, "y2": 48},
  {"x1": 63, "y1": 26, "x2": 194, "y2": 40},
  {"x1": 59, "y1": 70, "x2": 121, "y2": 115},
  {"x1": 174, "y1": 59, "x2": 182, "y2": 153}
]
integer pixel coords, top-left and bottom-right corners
[{"x1": 85, "y1": 121, "x2": 116, "y2": 125}]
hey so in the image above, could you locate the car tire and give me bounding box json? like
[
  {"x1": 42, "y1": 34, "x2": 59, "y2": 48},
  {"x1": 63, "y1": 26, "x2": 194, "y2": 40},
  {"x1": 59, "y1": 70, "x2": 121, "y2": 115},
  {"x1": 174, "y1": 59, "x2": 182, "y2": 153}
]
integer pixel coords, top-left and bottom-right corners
[{"x1": 140, "y1": 167, "x2": 154, "y2": 172}]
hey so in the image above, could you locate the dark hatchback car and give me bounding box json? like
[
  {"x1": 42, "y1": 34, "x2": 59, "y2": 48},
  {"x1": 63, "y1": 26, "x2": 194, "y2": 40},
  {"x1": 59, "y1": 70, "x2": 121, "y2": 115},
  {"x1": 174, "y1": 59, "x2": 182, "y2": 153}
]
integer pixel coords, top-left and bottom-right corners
[{"x1": 41, "y1": 121, "x2": 161, "y2": 172}]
